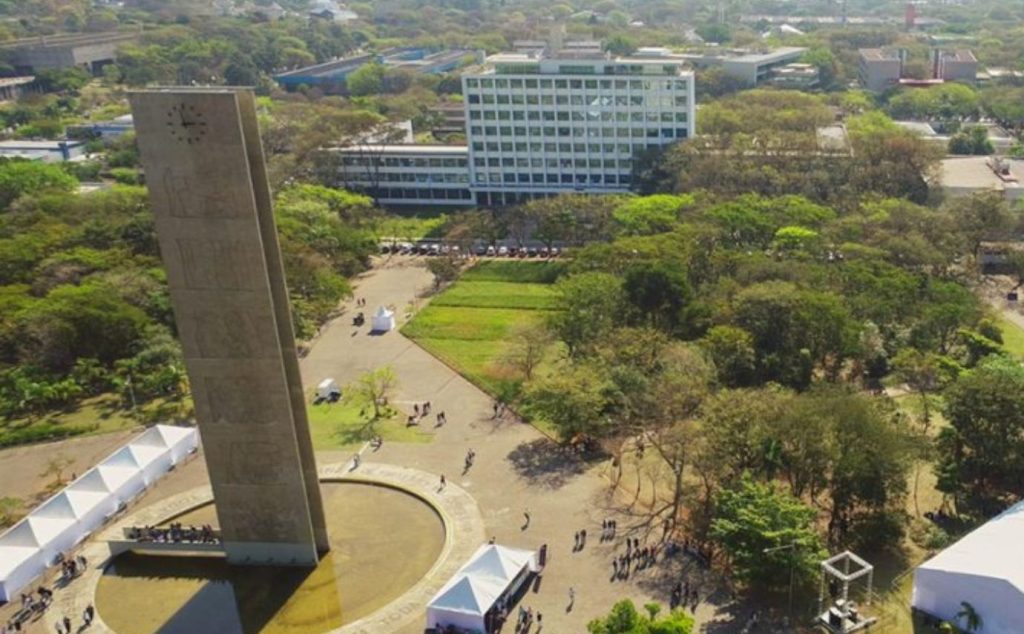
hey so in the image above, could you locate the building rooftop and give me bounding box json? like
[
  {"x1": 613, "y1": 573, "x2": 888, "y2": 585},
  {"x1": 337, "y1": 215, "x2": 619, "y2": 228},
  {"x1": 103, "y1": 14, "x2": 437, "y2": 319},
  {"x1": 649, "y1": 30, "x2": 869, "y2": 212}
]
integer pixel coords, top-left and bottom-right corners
[
  {"x1": 860, "y1": 48, "x2": 901, "y2": 61},
  {"x1": 0, "y1": 139, "x2": 84, "y2": 149},
  {"x1": 895, "y1": 121, "x2": 939, "y2": 136},
  {"x1": 0, "y1": 76, "x2": 34, "y2": 87},
  {"x1": 941, "y1": 49, "x2": 977, "y2": 62},
  {"x1": 940, "y1": 156, "x2": 1024, "y2": 190},
  {"x1": 726, "y1": 46, "x2": 807, "y2": 64},
  {"x1": 0, "y1": 31, "x2": 137, "y2": 50},
  {"x1": 332, "y1": 144, "x2": 468, "y2": 155}
]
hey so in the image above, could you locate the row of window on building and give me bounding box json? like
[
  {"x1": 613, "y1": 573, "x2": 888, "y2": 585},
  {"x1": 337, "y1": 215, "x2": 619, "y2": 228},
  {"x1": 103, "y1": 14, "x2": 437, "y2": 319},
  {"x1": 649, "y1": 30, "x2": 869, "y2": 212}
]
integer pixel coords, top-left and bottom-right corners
[
  {"x1": 339, "y1": 156, "x2": 467, "y2": 168},
  {"x1": 366, "y1": 187, "x2": 474, "y2": 201},
  {"x1": 470, "y1": 127, "x2": 688, "y2": 148},
  {"x1": 466, "y1": 94, "x2": 689, "y2": 108},
  {"x1": 470, "y1": 143, "x2": 657, "y2": 158},
  {"x1": 345, "y1": 172, "x2": 470, "y2": 184},
  {"x1": 467, "y1": 109, "x2": 689, "y2": 122},
  {"x1": 464, "y1": 77, "x2": 689, "y2": 91},
  {"x1": 476, "y1": 158, "x2": 634, "y2": 170},
  {"x1": 474, "y1": 172, "x2": 632, "y2": 186},
  {"x1": 469, "y1": 127, "x2": 689, "y2": 141}
]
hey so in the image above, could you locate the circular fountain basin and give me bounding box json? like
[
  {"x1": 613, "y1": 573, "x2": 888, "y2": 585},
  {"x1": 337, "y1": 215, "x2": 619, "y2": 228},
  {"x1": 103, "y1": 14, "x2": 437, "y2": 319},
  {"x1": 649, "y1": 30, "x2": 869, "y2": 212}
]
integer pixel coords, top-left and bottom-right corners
[{"x1": 96, "y1": 481, "x2": 444, "y2": 634}]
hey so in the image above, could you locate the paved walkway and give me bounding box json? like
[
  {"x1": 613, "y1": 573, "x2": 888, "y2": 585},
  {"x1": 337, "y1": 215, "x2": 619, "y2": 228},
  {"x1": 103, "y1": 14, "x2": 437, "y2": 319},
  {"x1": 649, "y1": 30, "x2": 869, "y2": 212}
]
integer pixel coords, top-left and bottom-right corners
[
  {"x1": 0, "y1": 429, "x2": 141, "y2": 502},
  {"x1": 7, "y1": 256, "x2": 738, "y2": 633}
]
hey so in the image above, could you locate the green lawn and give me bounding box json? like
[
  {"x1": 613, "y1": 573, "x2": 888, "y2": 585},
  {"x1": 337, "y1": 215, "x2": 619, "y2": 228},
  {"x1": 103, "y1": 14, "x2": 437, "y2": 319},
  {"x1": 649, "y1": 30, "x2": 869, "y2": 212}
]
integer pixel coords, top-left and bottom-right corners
[
  {"x1": 376, "y1": 214, "x2": 448, "y2": 242},
  {"x1": 0, "y1": 394, "x2": 159, "y2": 448},
  {"x1": 305, "y1": 390, "x2": 433, "y2": 450},
  {"x1": 995, "y1": 314, "x2": 1024, "y2": 358},
  {"x1": 402, "y1": 260, "x2": 564, "y2": 401}
]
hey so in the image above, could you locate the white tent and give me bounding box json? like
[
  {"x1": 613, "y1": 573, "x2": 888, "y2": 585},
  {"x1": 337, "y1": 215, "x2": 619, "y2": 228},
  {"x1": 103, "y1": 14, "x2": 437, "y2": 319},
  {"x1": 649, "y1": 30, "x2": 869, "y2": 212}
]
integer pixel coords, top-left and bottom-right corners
[
  {"x1": 912, "y1": 501, "x2": 1024, "y2": 633},
  {"x1": 426, "y1": 544, "x2": 538, "y2": 633},
  {"x1": 153, "y1": 424, "x2": 197, "y2": 463},
  {"x1": 371, "y1": 306, "x2": 396, "y2": 333},
  {"x1": 97, "y1": 448, "x2": 147, "y2": 503},
  {"x1": 0, "y1": 424, "x2": 198, "y2": 601}
]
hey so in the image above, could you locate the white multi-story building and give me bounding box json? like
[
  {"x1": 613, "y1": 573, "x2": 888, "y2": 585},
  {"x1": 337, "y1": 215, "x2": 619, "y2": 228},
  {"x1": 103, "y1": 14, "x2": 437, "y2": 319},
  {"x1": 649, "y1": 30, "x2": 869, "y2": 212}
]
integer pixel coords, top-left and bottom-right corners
[
  {"x1": 461, "y1": 50, "x2": 696, "y2": 206},
  {"x1": 332, "y1": 47, "x2": 697, "y2": 207}
]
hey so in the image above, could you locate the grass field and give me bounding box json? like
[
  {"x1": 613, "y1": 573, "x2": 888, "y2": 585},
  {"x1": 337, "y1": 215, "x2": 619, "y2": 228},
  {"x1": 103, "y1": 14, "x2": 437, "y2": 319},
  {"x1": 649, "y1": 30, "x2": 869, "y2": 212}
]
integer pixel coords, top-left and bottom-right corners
[
  {"x1": 0, "y1": 394, "x2": 164, "y2": 448},
  {"x1": 306, "y1": 390, "x2": 433, "y2": 450},
  {"x1": 995, "y1": 314, "x2": 1024, "y2": 358},
  {"x1": 402, "y1": 260, "x2": 566, "y2": 401},
  {"x1": 376, "y1": 214, "x2": 448, "y2": 242}
]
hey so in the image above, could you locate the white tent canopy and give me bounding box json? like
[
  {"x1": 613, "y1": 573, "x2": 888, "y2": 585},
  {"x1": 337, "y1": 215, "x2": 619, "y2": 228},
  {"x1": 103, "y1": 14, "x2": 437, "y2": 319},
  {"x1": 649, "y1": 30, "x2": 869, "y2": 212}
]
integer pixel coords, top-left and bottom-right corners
[
  {"x1": 427, "y1": 544, "x2": 538, "y2": 633},
  {"x1": 0, "y1": 424, "x2": 198, "y2": 601},
  {"x1": 913, "y1": 501, "x2": 1024, "y2": 634},
  {"x1": 372, "y1": 306, "x2": 396, "y2": 332}
]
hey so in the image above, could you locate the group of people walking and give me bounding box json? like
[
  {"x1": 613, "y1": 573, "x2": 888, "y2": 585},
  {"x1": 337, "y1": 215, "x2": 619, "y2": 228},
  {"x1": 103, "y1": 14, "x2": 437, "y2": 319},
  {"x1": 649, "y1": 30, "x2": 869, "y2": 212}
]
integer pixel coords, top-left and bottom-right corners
[
  {"x1": 4, "y1": 582, "x2": 95, "y2": 634},
  {"x1": 407, "y1": 401, "x2": 447, "y2": 428}
]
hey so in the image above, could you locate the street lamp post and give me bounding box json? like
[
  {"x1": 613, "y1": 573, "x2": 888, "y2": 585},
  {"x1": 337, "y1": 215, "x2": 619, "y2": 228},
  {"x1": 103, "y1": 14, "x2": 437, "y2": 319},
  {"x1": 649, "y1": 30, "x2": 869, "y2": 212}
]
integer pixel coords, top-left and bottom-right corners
[{"x1": 763, "y1": 541, "x2": 800, "y2": 621}]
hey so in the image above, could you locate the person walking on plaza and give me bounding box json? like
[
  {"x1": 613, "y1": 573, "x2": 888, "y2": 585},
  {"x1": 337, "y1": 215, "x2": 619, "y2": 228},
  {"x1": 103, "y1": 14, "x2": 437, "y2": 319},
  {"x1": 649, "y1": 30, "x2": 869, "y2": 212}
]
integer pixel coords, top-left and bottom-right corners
[
  {"x1": 62, "y1": 617, "x2": 71, "y2": 633},
  {"x1": 83, "y1": 604, "x2": 95, "y2": 627},
  {"x1": 439, "y1": 474, "x2": 446, "y2": 491},
  {"x1": 522, "y1": 509, "x2": 530, "y2": 530},
  {"x1": 567, "y1": 586, "x2": 575, "y2": 612}
]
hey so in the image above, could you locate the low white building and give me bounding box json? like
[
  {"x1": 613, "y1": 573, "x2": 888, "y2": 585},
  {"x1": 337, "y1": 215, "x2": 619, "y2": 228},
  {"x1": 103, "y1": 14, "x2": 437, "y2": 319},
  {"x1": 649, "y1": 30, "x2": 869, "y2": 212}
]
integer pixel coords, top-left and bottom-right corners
[
  {"x1": 333, "y1": 144, "x2": 475, "y2": 206},
  {"x1": 0, "y1": 139, "x2": 86, "y2": 162},
  {"x1": 937, "y1": 156, "x2": 1024, "y2": 201},
  {"x1": 913, "y1": 501, "x2": 1024, "y2": 633}
]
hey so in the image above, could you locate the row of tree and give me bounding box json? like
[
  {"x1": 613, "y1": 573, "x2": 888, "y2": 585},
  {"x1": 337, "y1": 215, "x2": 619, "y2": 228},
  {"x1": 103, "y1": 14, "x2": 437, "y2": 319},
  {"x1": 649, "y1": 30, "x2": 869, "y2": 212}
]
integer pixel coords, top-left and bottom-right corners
[
  {"x1": 0, "y1": 159, "x2": 375, "y2": 433},
  {"x1": 479, "y1": 187, "x2": 1024, "y2": 593}
]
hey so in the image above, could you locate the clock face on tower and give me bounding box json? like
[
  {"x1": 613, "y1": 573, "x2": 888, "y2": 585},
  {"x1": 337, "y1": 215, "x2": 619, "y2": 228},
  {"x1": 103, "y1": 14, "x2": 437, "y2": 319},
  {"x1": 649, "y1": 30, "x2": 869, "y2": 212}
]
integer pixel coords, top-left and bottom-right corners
[{"x1": 165, "y1": 102, "x2": 207, "y2": 144}]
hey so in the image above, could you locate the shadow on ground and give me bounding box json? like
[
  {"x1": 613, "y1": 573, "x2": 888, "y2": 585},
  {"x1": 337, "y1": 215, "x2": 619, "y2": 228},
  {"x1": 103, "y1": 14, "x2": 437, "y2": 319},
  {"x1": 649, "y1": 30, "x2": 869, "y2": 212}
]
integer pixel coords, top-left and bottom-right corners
[{"x1": 506, "y1": 438, "x2": 596, "y2": 489}]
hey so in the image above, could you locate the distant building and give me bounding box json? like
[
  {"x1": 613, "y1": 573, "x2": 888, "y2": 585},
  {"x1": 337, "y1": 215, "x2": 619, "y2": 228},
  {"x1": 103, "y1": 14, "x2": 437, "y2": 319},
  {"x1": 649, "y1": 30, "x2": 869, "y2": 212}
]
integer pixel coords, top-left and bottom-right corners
[
  {"x1": 896, "y1": 121, "x2": 1014, "y2": 155},
  {"x1": 308, "y1": 0, "x2": 357, "y2": 22},
  {"x1": 935, "y1": 49, "x2": 977, "y2": 83},
  {"x1": 0, "y1": 31, "x2": 137, "y2": 75},
  {"x1": 680, "y1": 47, "x2": 807, "y2": 86},
  {"x1": 859, "y1": 49, "x2": 904, "y2": 93},
  {"x1": 0, "y1": 139, "x2": 86, "y2": 162},
  {"x1": 860, "y1": 48, "x2": 977, "y2": 92},
  {"x1": 428, "y1": 103, "x2": 467, "y2": 137},
  {"x1": 767, "y1": 63, "x2": 820, "y2": 90},
  {"x1": 66, "y1": 113, "x2": 134, "y2": 142},
  {"x1": 333, "y1": 144, "x2": 475, "y2": 206},
  {"x1": 274, "y1": 48, "x2": 475, "y2": 94},
  {"x1": 0, "y1": 76, "x2": 37, "y2": 102},
  {"x1": 977, "y1": 67, "x2": 1024, "y2": 83},
  {"x1": 937, "y1": 156, "x2": 1024, "y2": 201}
]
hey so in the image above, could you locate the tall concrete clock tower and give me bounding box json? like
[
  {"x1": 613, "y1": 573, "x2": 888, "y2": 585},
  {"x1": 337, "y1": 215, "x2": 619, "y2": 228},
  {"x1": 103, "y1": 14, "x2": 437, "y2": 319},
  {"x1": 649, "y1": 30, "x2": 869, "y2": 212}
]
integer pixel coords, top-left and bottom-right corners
[{"x1": 129, "y1": 88, "x2": 328, "y2": 565}]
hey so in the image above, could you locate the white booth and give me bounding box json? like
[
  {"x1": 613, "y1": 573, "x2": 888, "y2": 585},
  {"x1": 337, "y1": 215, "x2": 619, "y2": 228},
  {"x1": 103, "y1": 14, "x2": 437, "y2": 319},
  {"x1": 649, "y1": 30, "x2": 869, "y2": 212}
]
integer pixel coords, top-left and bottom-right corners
[
  {"x1": 913, "y1": 501, "x2": 1024, "y2": 634},
  {"x1": 372, "y1": 306, "x2": 396, "y2": 333},
  {"x1": 427, "y1": 544, "x2": 538, "y2": 633}
]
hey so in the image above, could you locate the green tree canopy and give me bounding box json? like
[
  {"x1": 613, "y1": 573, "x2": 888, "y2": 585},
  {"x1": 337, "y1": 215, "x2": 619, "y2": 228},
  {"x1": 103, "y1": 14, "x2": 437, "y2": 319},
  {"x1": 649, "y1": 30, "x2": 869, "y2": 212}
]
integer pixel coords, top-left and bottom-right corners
[
  {"x1": 938, "y1": 355, "x2": 1024, "y2": 509},
  {"x1": 0, "y1": 160, "x2": 77, "y2": 208},
  {"x1": 711, "y1": 474, "x2": 826, "y2": 589},
  {"x1": 588, "y1": 600, "x2": 694, "y2": 634}
]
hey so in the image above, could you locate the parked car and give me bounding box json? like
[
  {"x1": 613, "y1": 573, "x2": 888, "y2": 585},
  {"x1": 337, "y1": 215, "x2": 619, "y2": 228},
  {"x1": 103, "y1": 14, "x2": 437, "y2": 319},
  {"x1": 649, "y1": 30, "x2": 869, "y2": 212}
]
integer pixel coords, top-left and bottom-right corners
[
  {"x1": 527, "y1": 247, "x2": 538, "y2": 257},
  {"x1": 498, "y1": 245, "x2": 509, "y2": 256},
  {"x1": 486, "y1": 245, "x2": 496, "y2": 256}
]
